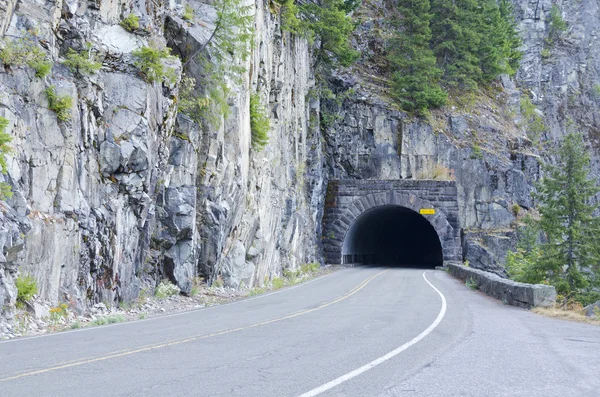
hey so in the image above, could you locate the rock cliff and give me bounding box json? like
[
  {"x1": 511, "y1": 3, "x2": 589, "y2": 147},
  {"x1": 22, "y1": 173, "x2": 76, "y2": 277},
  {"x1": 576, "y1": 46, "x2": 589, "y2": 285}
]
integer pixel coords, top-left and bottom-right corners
[{"x1": 1, "y1": 0, "x2": 599, "y2": 330}]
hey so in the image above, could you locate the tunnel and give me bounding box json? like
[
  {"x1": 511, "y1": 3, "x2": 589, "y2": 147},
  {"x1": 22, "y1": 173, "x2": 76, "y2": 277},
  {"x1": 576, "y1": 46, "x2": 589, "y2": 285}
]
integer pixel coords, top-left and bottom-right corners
[{"x1": 341, "y1": 205, "x2": 443, "y2": 268}]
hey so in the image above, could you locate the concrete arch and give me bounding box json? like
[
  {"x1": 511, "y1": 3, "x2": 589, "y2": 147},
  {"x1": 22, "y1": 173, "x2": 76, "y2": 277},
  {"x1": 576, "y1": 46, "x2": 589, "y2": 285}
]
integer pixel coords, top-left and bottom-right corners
[{"x1": 322, "y1": 181, "x2": 462, "y2": 265}]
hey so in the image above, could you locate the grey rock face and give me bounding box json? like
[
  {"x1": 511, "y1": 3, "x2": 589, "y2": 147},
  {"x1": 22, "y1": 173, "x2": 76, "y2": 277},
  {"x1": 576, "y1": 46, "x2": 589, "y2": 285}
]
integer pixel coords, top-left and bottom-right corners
[
  {"x1": 1, "y1": 0, "x2": 325, "y2": 329},
  {"x1": 165, "y1": 3, "x2": 325, "y2": 287},
  {"x1": 321, "y1": 0, "x2": 600, "y2": 274}
]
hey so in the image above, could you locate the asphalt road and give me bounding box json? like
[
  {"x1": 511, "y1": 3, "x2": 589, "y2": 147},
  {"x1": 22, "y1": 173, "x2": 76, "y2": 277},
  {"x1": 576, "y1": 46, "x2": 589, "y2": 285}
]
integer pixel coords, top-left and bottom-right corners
[{"x1": 1, "y1": 267, "x2": 599, "y2": 397}]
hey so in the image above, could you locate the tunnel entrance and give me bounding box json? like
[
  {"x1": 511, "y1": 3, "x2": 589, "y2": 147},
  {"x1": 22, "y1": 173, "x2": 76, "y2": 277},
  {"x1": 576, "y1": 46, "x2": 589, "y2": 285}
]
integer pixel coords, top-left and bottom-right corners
[{"x1": 341, "y1": 205, "x2": 443, "y2": 268}]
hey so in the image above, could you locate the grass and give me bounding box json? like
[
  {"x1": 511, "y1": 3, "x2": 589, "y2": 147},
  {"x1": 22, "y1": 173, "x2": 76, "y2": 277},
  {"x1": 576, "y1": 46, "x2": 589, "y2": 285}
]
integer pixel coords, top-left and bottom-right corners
[
  {"x1": 91, "y1": 314, "x2": 126, "y2": 326},
  {"x1": 155, "y1": 280, "x2": 180, "y2": 299},
  {"x1": 532, "y1": 307, "x2": 600, "y2": 326},
  {"x1": 247, "y1": 263, "x2": 322, "y2": 296},
  {"x1": 70, "y1": 321, "x2": 81, "y2": 329},
  {"x1": 271, "y1": 277, "x2": 285, "y2": 290}
]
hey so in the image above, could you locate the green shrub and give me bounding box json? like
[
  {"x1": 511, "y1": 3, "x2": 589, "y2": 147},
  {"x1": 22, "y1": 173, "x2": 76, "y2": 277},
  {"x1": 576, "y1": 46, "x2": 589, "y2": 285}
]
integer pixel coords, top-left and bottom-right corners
[
  {"x1": 182, "y1": 4, "x2": 195, "y2": 21},
  {"x1": 592, "y1": 83, "x2": 600, "y2": 97},
  {"x1": 466, "y1": 277, "x2": 478, "y2": 290},
  {"x1": 132, "y1": 46, "x2": 178, "y2": 84},
  {"x1": 91, "y1": 317, "x2": 108, "y2": 326},
  {"x1": 540, "y1": 48, "x2": 551, "y2": 59},
  {"x1": 178, "y1": 75, "x2": 212, "y2": 123},
  {"x1": 70, "y1": 321, "x2": 81, "y2": 329},
  {"x1": 0, "y1": 37, "x2": 51, "y2": 78},
  {"x1": 120, "y1": 14, "x2": 140, "y2": 32},
  {"x1": 249, "y1": 93, "x2": 270, "y2": 151},
  {"x1": 0, "y1": 182, "x2": 13, "y2": 200},
  {"x1": 62, "y1": 48, "x2": 102, "y2": 75},
  {"x1": 16, "y1": 275, "x2": 37, "y2": 306},
  {"x1": 106, "y1": 314, "x2": 126, "y2": 324},
  {"x1": 248, "y1": 285, "x2": 267, "y2": 296},
  {"x1": 520, "y1": 95, "x2": 546, "y2": 142},
  {"x1": 471, "y1": 144, "x2": 483, "y2": 159},
  {"x1": 271, "y1": 277, "x2": 285, "y2": 290},
  {"x1": 300, "y1": 262, "x2": 320, "y2": 274},
  {"x1": 44, "y1": 86, "x2": 73, "y2": 122},
  {"x1": 277, "y1": 0, "x2": 303, "y2": 34},
  {"x1": 512, "y1": 203, "x2": 520, "y2": 216},
  {"x1": 155, "y1": 280, "x2": 180, "y2": 299},
  {"x1": 0, "y1": 116, "x2": 13, "y2": 174},
  {"x1": 30, "y1": 59, "x2": 52, "y2": 78},
  {"x1": 549, "y1": 4, "x2": 567, "y2": 39},
  {"x1": 574, "y1": 291, "x2": 600, "y2": 307}
]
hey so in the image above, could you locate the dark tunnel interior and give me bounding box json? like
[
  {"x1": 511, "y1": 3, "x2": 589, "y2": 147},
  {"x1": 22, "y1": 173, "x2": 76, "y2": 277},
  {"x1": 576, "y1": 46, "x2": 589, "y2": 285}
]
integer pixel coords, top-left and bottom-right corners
[{"x1": 341, "y1": 205, "x2": 443, "y2": 268}]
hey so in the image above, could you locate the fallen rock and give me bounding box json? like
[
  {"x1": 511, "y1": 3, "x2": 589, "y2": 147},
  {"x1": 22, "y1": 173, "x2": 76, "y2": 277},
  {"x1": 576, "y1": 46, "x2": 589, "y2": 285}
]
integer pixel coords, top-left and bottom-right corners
[{"x1": 584, "y1": 300, "x2": 600, "y2": 318}]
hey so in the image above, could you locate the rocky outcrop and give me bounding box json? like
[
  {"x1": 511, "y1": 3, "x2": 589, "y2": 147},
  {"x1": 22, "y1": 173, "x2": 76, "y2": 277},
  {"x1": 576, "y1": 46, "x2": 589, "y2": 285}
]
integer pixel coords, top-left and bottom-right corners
[
  {"x1": 322, "y1": 0, "x2": 600, "y2": 273},
  {"x1": 0, "y1": 0, "x2": 323, "y2": 328},
  {"x1": 447, "y1": 262, "x2": 556, "y2": 308},
  {"x1": 584, "y1": 301, "x2": 600, "y2": 318}
]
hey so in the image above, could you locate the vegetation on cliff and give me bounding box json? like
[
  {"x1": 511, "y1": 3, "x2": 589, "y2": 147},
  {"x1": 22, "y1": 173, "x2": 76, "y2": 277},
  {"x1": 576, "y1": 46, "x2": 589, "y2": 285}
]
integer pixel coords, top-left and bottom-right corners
[
  {"x1": 387, "y1": 0, "x2": 447, "y2": 112},
  {"x1": 180, "y1": 0, "x2": 253, "y2": 127},
  {"x1": 507, "y1": 134, "x2": 600, "y2": 306},
  {"x1": 386, "y1": 0, "x2": 521, "y2": 111}
]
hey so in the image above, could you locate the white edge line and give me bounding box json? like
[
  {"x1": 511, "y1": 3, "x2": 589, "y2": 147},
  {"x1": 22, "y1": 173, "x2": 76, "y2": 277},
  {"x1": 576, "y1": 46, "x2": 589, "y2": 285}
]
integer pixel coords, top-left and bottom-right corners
[
  {"x1": 0, "y1": 267, "x2": 348, "y2": 345},
  {"x1": 297, "y1": 270, "x2": 448, "y2": 397}
]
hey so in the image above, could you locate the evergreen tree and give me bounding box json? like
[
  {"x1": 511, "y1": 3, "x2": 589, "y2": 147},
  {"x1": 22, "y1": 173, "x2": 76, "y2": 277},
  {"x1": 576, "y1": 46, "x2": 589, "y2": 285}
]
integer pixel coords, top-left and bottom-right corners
[
  {"x1": 477, "y1": 0, "x2": 508, "y2": 82},
  {"x1": 429, "y1": 0, "x2": 482, "y2": 89},
  {"x1": 278, "y1": 0, "x2": 359, "y2": 68},
  {"x1": 535, "y1": 133, "x2": 600, "y2": 297},
  {"x1": 506, "y1": 216, "x2": 545, "y2": 284},
  {"x1": 548, "y1": 4, "x2": 567, "y2": 42},
  {"x1": 498, "y1": 0, "x2": 522, "y2": 75},
  {"x1": 387, "y1": 0, "x2": 447, "y2": 112}
]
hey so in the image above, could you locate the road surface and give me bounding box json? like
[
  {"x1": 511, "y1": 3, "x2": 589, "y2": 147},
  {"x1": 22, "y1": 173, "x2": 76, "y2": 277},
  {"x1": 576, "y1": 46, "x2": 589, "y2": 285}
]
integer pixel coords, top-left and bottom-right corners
[{"x1": 1, "y1": 267, "x2": 599, "y2": 396}]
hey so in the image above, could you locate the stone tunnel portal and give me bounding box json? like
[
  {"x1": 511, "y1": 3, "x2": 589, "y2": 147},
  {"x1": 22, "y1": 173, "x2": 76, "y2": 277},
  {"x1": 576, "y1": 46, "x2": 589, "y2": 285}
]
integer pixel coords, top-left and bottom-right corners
[{"x1": 341, "y1": 205, "x2": 443, "y2": 267}]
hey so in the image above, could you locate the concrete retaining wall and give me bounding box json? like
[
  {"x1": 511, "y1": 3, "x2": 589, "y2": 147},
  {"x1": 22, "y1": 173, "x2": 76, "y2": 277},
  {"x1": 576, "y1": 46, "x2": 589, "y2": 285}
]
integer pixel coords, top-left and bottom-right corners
[{"x1": 447, "y1": 263, "x2": 556, "y2": 308}]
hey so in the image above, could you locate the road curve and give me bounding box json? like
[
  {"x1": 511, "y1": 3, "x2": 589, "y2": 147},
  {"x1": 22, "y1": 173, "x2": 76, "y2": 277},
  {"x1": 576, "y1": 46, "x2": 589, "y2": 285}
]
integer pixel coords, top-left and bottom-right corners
[{"x1": 1, "y1": 267, "x2": 599, "y2": 397}]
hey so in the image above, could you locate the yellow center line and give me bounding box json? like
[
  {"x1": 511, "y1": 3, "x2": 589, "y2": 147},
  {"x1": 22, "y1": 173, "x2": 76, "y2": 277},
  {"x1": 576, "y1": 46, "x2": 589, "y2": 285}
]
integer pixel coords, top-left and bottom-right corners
[{"x1": 1, "y1": 269, "x2": 387, "y2": 382}]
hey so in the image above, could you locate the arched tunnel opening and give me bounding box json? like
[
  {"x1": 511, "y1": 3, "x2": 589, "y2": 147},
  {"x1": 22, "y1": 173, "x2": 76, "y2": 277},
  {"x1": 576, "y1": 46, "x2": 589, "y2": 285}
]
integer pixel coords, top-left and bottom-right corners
[{"x1": 341, "y1": 205, "x2": 443, "y2": 268}]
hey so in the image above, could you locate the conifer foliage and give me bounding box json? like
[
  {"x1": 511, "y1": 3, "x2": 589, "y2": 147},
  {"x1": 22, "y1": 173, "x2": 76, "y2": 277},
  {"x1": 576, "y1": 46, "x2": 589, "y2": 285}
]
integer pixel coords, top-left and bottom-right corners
[
  {"x1": 388, "y1": 0, "x2": 447, "y2": 112},
  {"x1": 387, "y1": 0, "x2": 522, "y2": 111},
  {"x1": 507, "y1": 134, "x2": 600, "y2": 302},
  {"x1": 535, "y1": 133, "x2": 600, "y2": 296}
]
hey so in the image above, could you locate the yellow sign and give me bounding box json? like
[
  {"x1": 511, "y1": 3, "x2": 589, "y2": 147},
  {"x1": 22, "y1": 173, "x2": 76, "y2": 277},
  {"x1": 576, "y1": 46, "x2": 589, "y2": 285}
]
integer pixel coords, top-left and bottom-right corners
[{"x1": 419, "y1": 208, "x2": 435, "y2": 215}]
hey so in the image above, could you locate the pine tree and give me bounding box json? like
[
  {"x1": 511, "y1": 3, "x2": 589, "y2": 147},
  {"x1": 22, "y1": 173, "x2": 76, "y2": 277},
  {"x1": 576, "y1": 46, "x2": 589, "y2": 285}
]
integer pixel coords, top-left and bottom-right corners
[
  {"x1": 430, "y1": 0, "x2": 482, "y2": 89},
  {"x1": 477, "y1": 0, "x2": 507, "y2": 82},
  {"x1": 506, "y1": 216, "x2": 545, "y2": 284},
  {"x1": 387, "y1": 0, "x2": 447, "y2": 112},
  {"x1": 535, "y1": 133, "x2": 600, "y2": 297},
  {"x1": 498, "y1": 0, "x2": 522, "y2": 76},
  {"x1": 300, "y1": 0, "x2": 360, "y2": 68}
]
